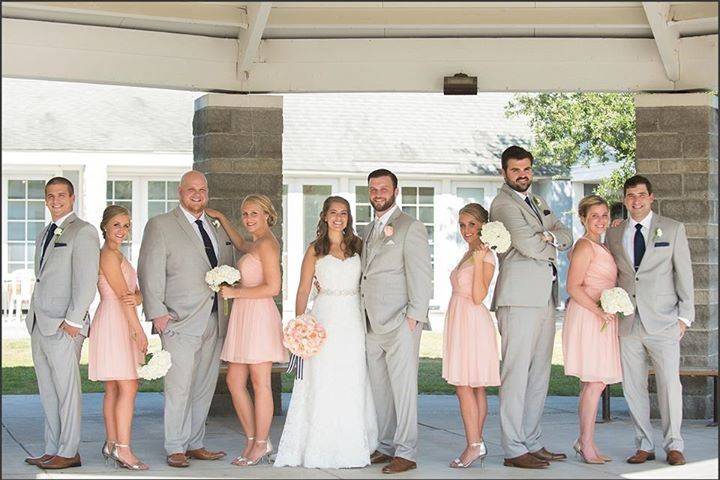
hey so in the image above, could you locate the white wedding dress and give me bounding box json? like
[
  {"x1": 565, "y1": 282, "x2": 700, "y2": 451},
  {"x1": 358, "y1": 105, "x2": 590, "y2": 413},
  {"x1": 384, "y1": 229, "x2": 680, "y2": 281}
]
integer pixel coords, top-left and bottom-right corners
[{"x1": 274, "y1": 253, "x2": 378, "y2": 468}]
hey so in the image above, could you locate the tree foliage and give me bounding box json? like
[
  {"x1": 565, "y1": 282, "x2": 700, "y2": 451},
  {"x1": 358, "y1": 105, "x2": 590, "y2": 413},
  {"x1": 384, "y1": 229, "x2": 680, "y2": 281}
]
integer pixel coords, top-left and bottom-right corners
[{"x1": 505, "y1": 92, "x2": 636, "y2": 202}]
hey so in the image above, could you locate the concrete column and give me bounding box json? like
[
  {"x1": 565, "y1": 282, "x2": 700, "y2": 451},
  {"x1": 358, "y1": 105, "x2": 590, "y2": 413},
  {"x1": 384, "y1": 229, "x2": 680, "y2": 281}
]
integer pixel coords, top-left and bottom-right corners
[
  {"x1": 635, "y1": 92, "x2": 718, "y2": 419},
  {"x1": 192, "y1": 94, "x2": 284, "y2": 416}
]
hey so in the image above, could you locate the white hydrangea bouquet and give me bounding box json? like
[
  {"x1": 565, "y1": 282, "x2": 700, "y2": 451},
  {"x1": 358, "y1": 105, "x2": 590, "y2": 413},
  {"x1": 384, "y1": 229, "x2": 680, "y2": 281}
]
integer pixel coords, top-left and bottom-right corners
[
  {"x1": 137, "y1": 349, "x2": 172, "y2": 380},
  {"x1": 205, "y1": 265, "x2": 242, "y2": 315},
  {"x1": 598, "y1": 287, "x2": 635, "y2": 332},
  {"x1": 479, "y1": 221, "x2": 512, "y2": 253}
]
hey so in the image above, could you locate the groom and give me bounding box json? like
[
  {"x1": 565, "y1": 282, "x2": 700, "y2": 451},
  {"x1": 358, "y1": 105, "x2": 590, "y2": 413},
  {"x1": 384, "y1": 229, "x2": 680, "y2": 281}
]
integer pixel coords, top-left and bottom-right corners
[
  {"x1": 605, "y1": 175, "x2": 694, "y2": 466},
  {"x1": 360, "y1": 169, "x2": 433, "y2": 474},
  {"x1": 490, "y1": 146, "x2": 572, "y2": 469}
]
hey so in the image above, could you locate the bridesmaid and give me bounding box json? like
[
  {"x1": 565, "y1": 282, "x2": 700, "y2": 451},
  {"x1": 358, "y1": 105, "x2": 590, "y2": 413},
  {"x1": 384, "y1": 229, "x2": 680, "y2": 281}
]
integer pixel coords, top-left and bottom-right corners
[
  {"x1": 88, "y1": 205, "x2": 149, "y2": 470},
  {"x1": 442, "y1": 203, "x2": 500, "y2": 469},
  {"x1": 562, "y1": 194, "x2": 622, "y2": 464},
  {"x1": 205, "y1": 195, "x2": 288, "y2": 467}
]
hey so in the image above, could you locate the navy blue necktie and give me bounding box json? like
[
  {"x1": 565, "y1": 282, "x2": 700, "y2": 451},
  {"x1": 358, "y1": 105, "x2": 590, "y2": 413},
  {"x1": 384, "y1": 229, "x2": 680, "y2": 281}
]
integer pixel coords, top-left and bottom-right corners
[
  {"x1": 633, "y1": 223, "x2": 645, "y2": 270},
  {"x1": 196, "y1": 219, "x2": 219, "y2": 312},
  {"x1": 524, "y1": 196, "x2": 543, "y2": 223},
  {"x1": 40, "y1": 223, "x2": 57, "y2": 266}
]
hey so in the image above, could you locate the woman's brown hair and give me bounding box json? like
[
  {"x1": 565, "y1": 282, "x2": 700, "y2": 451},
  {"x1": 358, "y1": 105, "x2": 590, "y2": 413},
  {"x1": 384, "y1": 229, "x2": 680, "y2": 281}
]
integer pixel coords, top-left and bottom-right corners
[{"x1": 312, "y1": 196, "x2": 363, "y2": 258}]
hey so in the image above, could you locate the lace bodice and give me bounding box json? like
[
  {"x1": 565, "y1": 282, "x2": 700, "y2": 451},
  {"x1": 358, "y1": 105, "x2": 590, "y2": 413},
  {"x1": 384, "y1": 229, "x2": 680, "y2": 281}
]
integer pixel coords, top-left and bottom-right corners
[{"x1": 315, "y1": 254, "x2": 361, "y2": 295}]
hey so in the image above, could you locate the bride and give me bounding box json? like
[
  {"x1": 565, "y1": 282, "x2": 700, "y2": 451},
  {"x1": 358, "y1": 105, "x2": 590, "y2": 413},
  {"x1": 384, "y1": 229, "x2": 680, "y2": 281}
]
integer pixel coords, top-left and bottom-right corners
[{"x1": 274, "y1": 196, "x2": 378, "y2": 469}]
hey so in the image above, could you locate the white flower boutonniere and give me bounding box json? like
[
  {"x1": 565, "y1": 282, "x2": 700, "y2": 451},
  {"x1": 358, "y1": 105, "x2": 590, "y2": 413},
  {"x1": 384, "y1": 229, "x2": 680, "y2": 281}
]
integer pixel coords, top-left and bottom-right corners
[
  {"x1": 211, "y1": 219, "x2": 221, "y2": 229},
  {"x1": 533, "y1": 196, "x2": 542, "y2": 208},
  {"x1": 655, "y1": 227, "x2": 663, "y2": 239},
  {"x1": 53, "y1": 227, "x2": 64, "y2": 243},
  {"x1": 383, "y1": 225, "x2": 394, "y2": 237}
]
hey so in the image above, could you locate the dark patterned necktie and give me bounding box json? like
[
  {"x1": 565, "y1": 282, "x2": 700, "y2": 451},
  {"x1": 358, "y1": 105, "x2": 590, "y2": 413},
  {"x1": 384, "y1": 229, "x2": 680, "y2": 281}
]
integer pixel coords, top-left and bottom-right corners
[
  {"x1": 40, "y1": 223, "x2": 57, "y2": 266},
  {"x1": 524, "y1": 196, "x2": 543, "y2": 223}
]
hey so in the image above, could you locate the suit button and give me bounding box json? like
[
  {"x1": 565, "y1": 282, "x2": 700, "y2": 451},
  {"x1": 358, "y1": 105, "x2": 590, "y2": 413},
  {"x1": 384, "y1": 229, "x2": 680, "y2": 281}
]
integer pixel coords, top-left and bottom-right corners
[
  {"x1": 632, "y1": 294, "x2": 636, "y2": 298},
  {"x1": 36, "y1": 279, "x2": 40, "y2": 283},
  {"x1": 363, "y1": 276, "x2": 367, "y2": 280},
  {"x1": 635, "y1": 278, "x2": 639, "y2": 281}
]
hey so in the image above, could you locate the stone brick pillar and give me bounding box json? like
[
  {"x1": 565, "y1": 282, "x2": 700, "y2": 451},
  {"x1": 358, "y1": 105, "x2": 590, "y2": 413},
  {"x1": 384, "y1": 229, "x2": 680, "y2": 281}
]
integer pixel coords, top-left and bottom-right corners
[
  {"x1": 635, "y1": 92, "x2": 718, "y2": 419},
  {"x1": 192, "y1": 94, "x2": 284, "y2": 416}
]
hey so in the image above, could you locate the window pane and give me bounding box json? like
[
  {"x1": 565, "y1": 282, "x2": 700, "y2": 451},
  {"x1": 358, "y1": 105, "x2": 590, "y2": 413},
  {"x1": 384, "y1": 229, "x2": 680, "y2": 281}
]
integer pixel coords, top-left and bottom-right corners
[
  {"x1": 7, "y1": 201, "x2": 25, "y2": 220},
  {"x1": 303, "y1": 185, "x2": 332, "y2": 248},
  {"x1": 114, "y1": 181, "x2": 132, "y2": 200},
  {"x1": 106, "y1": 181, "x2": 113, "y2": 199},
  {"x1": 28, "y1": 181, "x2": 45, "y2": 199},
  {"x1": 28, "y1": 222, "x2": 44, "y2": 240},
  {"x1": 116, "y1": 201, "x2": 132, "y2": 213},
  {"x1": 418, "y1": 187, "x2": 434, "y2": 205},
  {"x1": 8, "y1": 263, "x2": 25, "y2": 274},
  {"x1": 166, "y1": 201, "x2": 179, "y2": 212},
  {"x1": 8, "y1": 180, "x2": 25, "y2": 199},
  {"x1": 355, "y1": 185, "x2": 369, "y2": 203},
  {"x1": 426, "y1": 225, "x2": 434, "y2": 240},
  {"x1": 148, "y1": 181, "x2": 166, "y2": 200},
  {"x1": 167, "y1": 182, "x2": 179, "y2": 200},
  {"x1": 401, "y1": 187, "x2": 417, "y2": 204},
  {"x1": 8, "y1": 222, "x2": 25, "y2": 241},
  {"x1": 403, "y1": 206, "x2": 417, "y2": 219},
  {"x1": 26, "y1": 243, "x2": 35, "y2": 260},
  {"x1": 419, "y1": 206, "x2": 434, "y2": 223},
  {"x1": 356, "y1": 205, "x2": 371, "y2": 223},
  {"x1": 27, "y1": 201, "x2": 46, "y2": 220},
  {"x1": 148, "y1": 202, "x2": 165, "y2": 219},
  {"x1": 584, "y1": 183, "x2": 598, "y2": 197},
  {"x1": 8, "y1": 244, "x2": 25, "y2": 261},
  {"x1": 457, "y1": 187, "x2": 485, "y2": 205}
]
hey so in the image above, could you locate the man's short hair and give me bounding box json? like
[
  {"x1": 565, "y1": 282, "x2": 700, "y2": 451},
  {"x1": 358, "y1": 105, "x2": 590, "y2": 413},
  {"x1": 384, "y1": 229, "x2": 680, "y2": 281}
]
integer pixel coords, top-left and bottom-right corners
[
  {"x1": 367, "y1": 169, "x2": 398, "y2": 189},
  {"x1": 45, "y1": 177, "x2": 75, "y2": 196},
  {"x1": 501, "y1": 146, "x2": 534, "y2": 170},
  {"x1": 623, "y1": 175, "x2": 653, "y2": 196}
]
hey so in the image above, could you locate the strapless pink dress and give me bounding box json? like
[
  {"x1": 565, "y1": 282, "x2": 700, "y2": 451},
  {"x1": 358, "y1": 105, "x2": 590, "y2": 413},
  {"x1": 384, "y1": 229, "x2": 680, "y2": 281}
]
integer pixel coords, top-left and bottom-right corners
[
  {"x1": 89, "y1": 257, "x2": 144, "y2": 381},
  {"x1": 562, "y1": 238, "x2": 622, "y2": 384},
  {"x1": 442, "y1": 251, "x2": 501, "y2": 387},
  {"x1": 221, "y1": 253, "x2": 288, "y2": 364}
]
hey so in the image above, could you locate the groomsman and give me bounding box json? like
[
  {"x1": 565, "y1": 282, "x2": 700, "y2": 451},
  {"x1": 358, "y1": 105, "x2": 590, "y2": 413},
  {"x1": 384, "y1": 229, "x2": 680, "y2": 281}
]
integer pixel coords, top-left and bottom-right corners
[
  {"x1": 138, "y1": 171, "x2": 234, "y2": 468},
  {"x1": 489, "y1": 146, "x2": 572, "y2": 469},
  {"x1": 25, "y1": 177, "x2": 100, "y2": 469},
  {"x1": 605, "y1": 175, "x2": 694, "y2": 466}
]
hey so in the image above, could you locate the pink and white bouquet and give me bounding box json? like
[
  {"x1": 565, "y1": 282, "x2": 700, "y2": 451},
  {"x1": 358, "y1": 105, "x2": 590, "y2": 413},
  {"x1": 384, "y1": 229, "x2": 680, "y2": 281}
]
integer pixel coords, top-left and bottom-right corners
[
  {"x1": 598, "y1": 287, "x2": 634, "y2": 332},
  {"x1": 205, "y1": 265, "x2": 241, "y2": 315},
  {"x1": 283, "y1": 313, "x2": 327, "y2": 359}
]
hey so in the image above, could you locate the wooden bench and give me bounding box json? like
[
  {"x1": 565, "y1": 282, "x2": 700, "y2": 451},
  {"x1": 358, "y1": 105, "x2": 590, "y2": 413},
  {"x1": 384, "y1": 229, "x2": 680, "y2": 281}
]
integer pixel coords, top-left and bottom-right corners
[{"x1": 600, "y1": 367, "x2": 719, "y2": 426}]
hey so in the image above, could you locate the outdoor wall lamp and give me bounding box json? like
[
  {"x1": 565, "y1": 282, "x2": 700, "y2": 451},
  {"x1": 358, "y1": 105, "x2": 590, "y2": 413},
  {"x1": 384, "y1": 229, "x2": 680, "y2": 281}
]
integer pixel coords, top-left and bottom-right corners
[{"x1": 443, "y1": 73, "x2": 478, "y2": 95}]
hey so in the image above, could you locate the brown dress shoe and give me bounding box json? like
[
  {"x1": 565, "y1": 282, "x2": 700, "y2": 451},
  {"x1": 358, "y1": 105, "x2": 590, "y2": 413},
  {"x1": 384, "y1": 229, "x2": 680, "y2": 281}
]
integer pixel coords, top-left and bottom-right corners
[
  {"x1": 39, "y1": 454, "x2": 81, "y2": 469},
  {"x1": 530, "y1": 447, "x2": 567, "y2": 461},
  {"x1": 503, "y1": 453, "x2": 550, "y2": 469},
  {"x1": 382, "y1": 457, "x2": 417, "y2": 474},
  {"x1": 25, "y1": 454, "x2": 54, "y2": 466},
  {"x1": 626, "y1": 450, "x2": 656, "y2": 464},
  {"x1": 370, "y1": 450, "x2": 394, "y2": 464},
  {"x1": 666, "y1": 450, "x2": 686, "y2": 466},
  {"x1": 167, "y1": 452, "x2": 190, "y2": 468},
  {"x1": 186, "y1": 447, "x2": 226, "y2": 460}
]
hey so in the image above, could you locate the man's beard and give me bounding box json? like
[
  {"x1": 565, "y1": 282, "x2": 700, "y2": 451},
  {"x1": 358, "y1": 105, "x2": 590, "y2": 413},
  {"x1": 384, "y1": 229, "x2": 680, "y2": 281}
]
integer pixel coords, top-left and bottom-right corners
[
  {"x1": 506, "y1": 177, "x2": 531, "y2": 193},
  {"x1": 182, "y1": 200, "x2": 207, "y2": 215},
  {"x1": 370, "y1": 194, "x2": 396, "y2": 214}
]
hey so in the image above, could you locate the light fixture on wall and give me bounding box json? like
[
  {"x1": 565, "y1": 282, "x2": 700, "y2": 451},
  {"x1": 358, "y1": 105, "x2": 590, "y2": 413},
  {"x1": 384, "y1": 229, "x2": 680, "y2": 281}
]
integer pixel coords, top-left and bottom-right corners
[{"x1": 443, "y1": 73, "x2": 477, "y2": 95}]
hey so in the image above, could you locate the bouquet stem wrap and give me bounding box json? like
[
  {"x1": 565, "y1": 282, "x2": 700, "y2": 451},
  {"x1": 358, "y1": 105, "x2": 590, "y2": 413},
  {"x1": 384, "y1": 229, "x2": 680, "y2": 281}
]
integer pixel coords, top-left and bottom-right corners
[{"x1": 286, "y1": 353, "x2": 304, "y2": 380}]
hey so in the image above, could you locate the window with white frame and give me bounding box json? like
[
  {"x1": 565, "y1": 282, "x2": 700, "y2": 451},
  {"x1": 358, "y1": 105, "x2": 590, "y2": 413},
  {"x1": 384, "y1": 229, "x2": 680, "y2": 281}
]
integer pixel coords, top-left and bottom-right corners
[
  {"x1": 106, "y1": 180, "x2": 133, "y2": 258},
  {"x1": 400, "y1": 186, "x2": 435, "y2": 294},
  {"x1": 147, "y1": 180, "x2": 180, "y2": 219},
  {"x1": 456, "y1": 187, "x2": 485, "y2": 206},
  {"x1": 354, "y1": 185, "x2": 372, "y2": 232},
  {"x1": 6, "y1": 179, "x2": 46, "y2": 274},
  {"x1": 302, "y1": 185, "x2": 332, "y2": 249}
]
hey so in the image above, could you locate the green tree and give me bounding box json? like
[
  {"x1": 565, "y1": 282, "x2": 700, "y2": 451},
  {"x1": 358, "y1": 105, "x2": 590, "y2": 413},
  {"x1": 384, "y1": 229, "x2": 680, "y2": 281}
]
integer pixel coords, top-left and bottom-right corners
[{"x1": 505, "y1": 92, "x2": 635, "y2": 203}]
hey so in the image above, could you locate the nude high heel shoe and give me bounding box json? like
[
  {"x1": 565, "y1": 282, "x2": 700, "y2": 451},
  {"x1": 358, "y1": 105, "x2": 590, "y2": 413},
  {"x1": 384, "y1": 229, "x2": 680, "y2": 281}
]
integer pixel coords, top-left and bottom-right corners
[{"x1": 450, "y1": 440, "x2": 487, "y2": 468}]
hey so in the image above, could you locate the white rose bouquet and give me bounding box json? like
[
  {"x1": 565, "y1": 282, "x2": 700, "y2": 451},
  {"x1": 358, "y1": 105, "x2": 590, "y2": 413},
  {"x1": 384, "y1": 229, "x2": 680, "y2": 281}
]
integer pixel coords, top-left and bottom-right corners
[
  {"x1": 598, "y1": 287, "x2": 635, "y2": 332},
  {"x1": 479, "y1": 221, "x2": 512, "y2": 253},
  {"x1": 137, "y1": 349, "x2": 172, "y2": 380},
  {"x1": 205, "y1": 265, "x2": 242, "y2": 315}
]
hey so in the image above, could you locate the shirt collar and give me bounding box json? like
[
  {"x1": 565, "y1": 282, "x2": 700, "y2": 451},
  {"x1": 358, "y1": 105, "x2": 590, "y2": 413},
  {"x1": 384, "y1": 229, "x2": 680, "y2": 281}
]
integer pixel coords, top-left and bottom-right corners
[
  {"x1": 179, "y1": 204, "x2": 206, "y2": 224},
  {"x1": 375, "y1": 204, "x2": 398, "y2": 227},
  {"x1": 51, "y1": 211, "x2": 74, "y2": 227},
  {"x1": 513, "y1": 188, "x2": 533, "y2": 200},
  {"x1": 629, "y1": 211, "x2": 653, "y2": 231}
]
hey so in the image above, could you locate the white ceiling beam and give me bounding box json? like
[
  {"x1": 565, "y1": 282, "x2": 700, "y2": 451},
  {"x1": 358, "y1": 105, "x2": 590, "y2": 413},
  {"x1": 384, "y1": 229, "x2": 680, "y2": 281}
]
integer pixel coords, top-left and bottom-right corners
[
  {"x1": 237, "y1": 2, "x2": 272, "y2": 78},
  {"x1": 2, "y1": 19, "x2": 716, "y2": 93},
  {"x1": 642, "y1": 2, "x2": 680, "y2": 82}
]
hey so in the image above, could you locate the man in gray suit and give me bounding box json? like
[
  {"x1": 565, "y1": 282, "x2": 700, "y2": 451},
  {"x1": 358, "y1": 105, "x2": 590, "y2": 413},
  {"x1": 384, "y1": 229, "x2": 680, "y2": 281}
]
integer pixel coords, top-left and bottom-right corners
[
  {"x1": 489, "y1": 146, "x2": 573, "y2": 469},
  {"x1": 360, "y1": 169, "x2": 433, "y2": 474},
  {"x1": 138, "y1": 171, "x2": 234, "y2": 468},
  {"x1": 25, "y1": 177, "x2": 100, "y2": 470},
  {"x1": 605, "y1": 175, "x2": 693, "y2": 466}
]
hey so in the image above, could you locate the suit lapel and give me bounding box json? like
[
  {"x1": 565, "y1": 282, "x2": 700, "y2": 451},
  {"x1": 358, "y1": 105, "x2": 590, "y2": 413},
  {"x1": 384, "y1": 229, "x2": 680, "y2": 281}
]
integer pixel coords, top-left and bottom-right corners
[
  {"x1": 637, "y1": 214, "x2": 660, "y2": 272},
  {"x1": 173, "y1": 207, "x2": 211, "y2": 268},
  {"x1": 365, "y1": 208, "x2": 402, "y2": 270},
  {"x1": 35, "y1": 223, "x2": 51, "y2": 275},
  {"x1": 207, "y1": 213, "x2": 231, "y2": 265},
  {"x1": 40, "y1": 213, "x2": 76, "y2": 273},
  {"x1": 361, "y1": 220, "x2": 374, "y2": 270},
  {"x1": 502, "y1": 184, "x2": 543, "y2": 227},
  {"x1": 611, "y1": 220, "x2": 634, "y2": 272}
]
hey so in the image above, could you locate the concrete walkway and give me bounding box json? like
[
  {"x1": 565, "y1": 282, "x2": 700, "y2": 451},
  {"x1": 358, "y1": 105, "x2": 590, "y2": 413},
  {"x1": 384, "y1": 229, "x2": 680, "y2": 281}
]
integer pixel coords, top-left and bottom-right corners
[{"x1": 2, "y1": 393, "x2": 717, "y2": 479}]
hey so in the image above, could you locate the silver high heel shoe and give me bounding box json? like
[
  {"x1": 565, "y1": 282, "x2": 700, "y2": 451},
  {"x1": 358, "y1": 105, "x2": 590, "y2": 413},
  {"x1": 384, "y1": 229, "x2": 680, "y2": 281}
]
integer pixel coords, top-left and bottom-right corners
[
  {"x1": 110, "y1": 444, "x2": 149, "y2": 471},
  {"x1": 231, "y1": 436, "x2": 255, "y2": 466},
  {"x1": 574, "y1": 438, "x2": 611, "y2": 462},
  {"x1": 450, "y1": 440, "x2": 487, "y2": 468},
  {"x1": 101, "y1": 441, "x2": 114, "y2": 466},
  {"x1": 239, "y1": 439, "x2": 273, "y2": 466}
]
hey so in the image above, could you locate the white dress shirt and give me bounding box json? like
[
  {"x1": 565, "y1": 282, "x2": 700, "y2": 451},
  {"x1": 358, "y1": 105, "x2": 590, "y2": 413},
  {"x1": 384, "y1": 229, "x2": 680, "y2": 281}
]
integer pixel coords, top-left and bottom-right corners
[
  {"x1": 179, "y1": 205, "x2": 218, "y2": 257},
  {"x1": 371, "y1": 204, "x2": 399, "y2": 241}
]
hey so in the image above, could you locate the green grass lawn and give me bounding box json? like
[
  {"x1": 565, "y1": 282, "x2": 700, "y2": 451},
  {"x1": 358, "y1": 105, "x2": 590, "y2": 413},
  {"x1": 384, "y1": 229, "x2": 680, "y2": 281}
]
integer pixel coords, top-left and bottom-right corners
[{"x1": 2, "y1": 332, "x2": 623, "y2": 397}]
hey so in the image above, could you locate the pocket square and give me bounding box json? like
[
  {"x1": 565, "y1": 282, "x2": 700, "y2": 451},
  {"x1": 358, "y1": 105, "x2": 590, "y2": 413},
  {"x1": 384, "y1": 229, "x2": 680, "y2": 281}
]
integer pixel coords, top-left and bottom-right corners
[
  {"x1": 225, "y1": 241, "x2": 232, "y2": 245},
  {"x1": 54, "y1": 243, "x2": 67, "y2": 247},
  {"x1": 543, "y1": 210, "x2": 551, "y2": 216},
  {"x1": 654, "y1": 242, "x2": 670, "y2": 247},
  {"x1": 385, "y1": 240, "x2": 396, "y2": 246}
]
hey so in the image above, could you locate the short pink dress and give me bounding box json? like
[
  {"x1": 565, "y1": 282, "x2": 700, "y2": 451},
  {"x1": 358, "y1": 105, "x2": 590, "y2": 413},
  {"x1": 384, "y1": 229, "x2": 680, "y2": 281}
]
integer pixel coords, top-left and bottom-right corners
[
  {"x1": 221, "y1": 253, "x2": 288, "y2": 364},
  {"x1": 442, "y1": 251, "x2": 501, "y2": 387},
  {"x1": 562, "y1": 238, "x2": 622, "y2": 384},
  {"x1": 89, "y1": 257, "x2": 144, "y2": 381}
]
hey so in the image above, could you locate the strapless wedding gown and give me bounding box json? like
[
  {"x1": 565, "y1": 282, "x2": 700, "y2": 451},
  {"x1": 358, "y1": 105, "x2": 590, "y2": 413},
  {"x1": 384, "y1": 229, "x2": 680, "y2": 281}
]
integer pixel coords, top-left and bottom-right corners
[{"x1": 274, "y1": 253, "x2": 378, "y2": 468}]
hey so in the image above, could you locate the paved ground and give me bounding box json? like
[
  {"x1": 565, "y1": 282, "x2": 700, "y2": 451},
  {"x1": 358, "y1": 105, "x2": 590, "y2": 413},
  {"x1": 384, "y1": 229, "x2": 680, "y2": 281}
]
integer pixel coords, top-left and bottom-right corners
[{"x1": 2, "y1": 393, "x2": 717, "y2": 479}]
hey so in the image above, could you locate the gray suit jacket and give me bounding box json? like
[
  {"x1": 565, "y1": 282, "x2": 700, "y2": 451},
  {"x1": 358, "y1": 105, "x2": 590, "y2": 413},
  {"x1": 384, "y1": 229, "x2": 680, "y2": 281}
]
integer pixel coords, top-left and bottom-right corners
[
  {"x1": 605, "y1": 213, "x2": 694, "y2": 336},
  {"x1": 137, "y1": 207, "x2": 235, "y2": 337},
  {"x1": 360, "y1": 208, "x2": 433, "y2": 335},
  {"x1": 490, "y1": 183, "x2": 573, "y2": 309},
  {"x1": 25, "y1": 213, "x2": 100, "y2": 336}
]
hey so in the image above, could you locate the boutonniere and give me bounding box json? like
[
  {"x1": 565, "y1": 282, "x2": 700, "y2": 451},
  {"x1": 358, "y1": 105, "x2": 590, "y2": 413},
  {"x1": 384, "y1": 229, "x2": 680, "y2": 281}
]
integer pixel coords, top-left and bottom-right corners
[
  {"x1": 53, "y1": 227, "x2": 64, "y2": 244},
  {"x1": 533, "y1": 196, "x2": 542, "y2": 208},
  {"x1": 211, "y1": 219, "x2": 221, "y2": 229},
  {"x1": 383, "y1": 225, "x2": 394, "y2": 237},
  {"x1": 655, "y1": 227, "x2": 663, "y2": 239}
]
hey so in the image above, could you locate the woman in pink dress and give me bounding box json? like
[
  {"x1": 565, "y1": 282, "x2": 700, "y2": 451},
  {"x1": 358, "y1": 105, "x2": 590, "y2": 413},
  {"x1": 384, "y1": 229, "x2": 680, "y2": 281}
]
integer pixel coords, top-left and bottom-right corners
[
  {"x1": 562, "y1": 194, "x2": 622, "y2": 464},
  {"x1": 442, "y1": 203, "x2": 501, "y2": 469},
  {"x1": 205, "y1": 194, "x2": 287, "y2": 467},
  {"x1": 89, "y1": 205, "x2": 149, "y2": 470}
]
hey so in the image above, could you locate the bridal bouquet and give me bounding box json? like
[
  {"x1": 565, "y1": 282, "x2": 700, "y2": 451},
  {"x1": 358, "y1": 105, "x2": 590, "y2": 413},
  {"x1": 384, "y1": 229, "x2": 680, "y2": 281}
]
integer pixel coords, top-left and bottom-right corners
[
  {"x1": 205, "y1": 265, "x2": 242, "y2": 315},
  {"x1": 137, "y1": 349, "x2": 172, "y2": 380},
  {"x1": 479, "y1": 221, "x2": 512, "y2": 253},
  {"x1": 283, "y1": 313, "x2": 328, "y2": 380},
  {"x1": 598, "y1": 287, "x2": 635, "y2": 332}
]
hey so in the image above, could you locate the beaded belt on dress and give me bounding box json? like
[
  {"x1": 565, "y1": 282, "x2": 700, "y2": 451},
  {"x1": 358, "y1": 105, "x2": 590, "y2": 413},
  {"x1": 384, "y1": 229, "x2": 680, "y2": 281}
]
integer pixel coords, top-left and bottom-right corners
[{"x1": 318, "y1": 288, "x2": 359, "y2": 296}]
